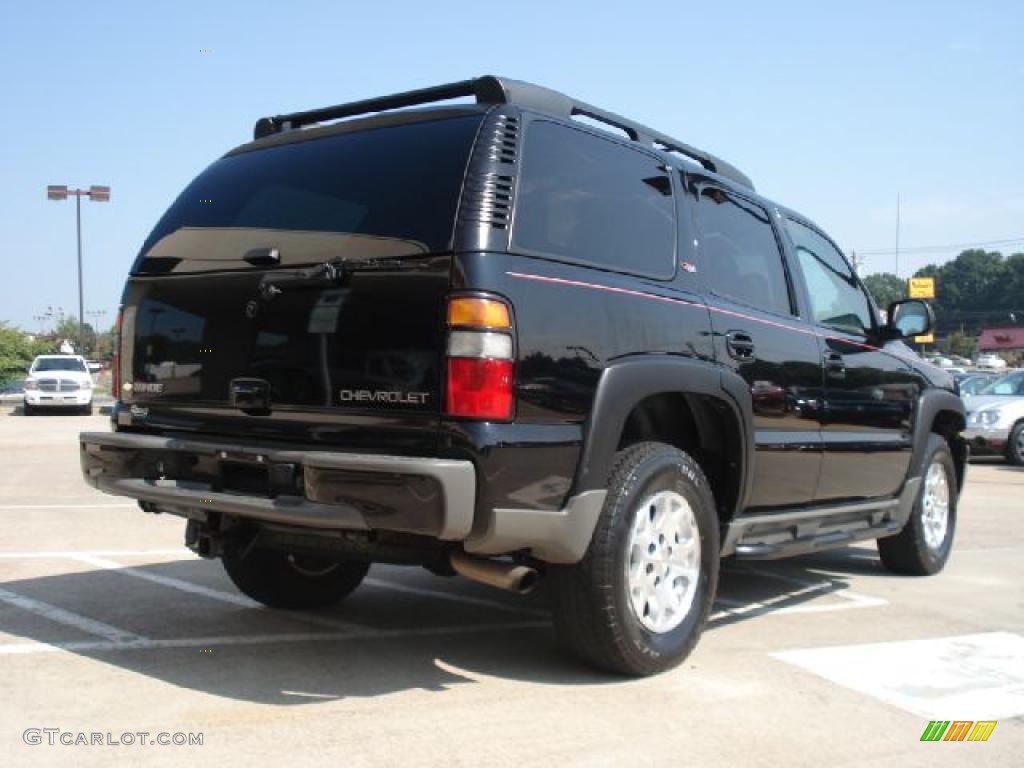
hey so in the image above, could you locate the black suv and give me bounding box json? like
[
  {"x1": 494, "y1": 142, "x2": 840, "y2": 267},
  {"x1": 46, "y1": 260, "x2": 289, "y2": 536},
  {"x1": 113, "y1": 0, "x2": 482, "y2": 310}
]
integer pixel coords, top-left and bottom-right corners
[{"x1": 80, "y1": 76, "x2": 967, "y2": 676}]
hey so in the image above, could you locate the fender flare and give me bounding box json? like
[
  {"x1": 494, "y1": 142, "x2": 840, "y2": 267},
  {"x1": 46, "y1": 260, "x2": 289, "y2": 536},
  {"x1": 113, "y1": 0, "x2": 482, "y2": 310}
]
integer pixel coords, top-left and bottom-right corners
[
  {"x1": 908, "y1": 388, "x2": 967, "y2": 483},
  {"x1": 572, "y1": 355, "x2": 755, "y2": 516}
]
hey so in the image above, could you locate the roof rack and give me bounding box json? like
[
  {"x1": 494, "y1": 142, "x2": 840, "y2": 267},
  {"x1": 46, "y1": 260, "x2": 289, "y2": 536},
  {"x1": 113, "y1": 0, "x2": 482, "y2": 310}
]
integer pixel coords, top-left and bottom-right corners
[{"x1": 253, "y1": 75, "x2": 754, "y2": 190}]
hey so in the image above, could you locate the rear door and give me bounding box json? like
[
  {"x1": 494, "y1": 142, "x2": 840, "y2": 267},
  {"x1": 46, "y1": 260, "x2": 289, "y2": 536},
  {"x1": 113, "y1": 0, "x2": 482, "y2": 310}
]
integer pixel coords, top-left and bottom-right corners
[
  {"x1": 689, "y1": 178, "x2": 824, "y2": 509},
  {"x1": 783, "y1": 217, "x2": 919, "y2": 501},
  {"x1": 119, "y1": 113, "x2": 485, "y2": 446}
]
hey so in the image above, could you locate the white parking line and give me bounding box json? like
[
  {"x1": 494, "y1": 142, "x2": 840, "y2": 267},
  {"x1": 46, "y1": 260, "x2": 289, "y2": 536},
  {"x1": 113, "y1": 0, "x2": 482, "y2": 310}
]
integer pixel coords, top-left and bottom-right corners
[
  {"x1": 775, "y1": 632, "x2": 1024, "y2": 719},
  {"x1": 0, "y1": 548, "x2": 189, "y2": 560},
  {"x1": 0, "y1": 503, "x2": 137, "y2": 510},
  {"x1": 0, "y1": 586, "x2": 148, "y2": 645},
  {"x1": 0, "y1": 620, "x2": 549, "y2": 656},
  {"x1": 364, "y1": 577, "x2": 548, "y2": 617},
  {"x1": 71, "y1": 554, "x2": 365, "y2": 632}
]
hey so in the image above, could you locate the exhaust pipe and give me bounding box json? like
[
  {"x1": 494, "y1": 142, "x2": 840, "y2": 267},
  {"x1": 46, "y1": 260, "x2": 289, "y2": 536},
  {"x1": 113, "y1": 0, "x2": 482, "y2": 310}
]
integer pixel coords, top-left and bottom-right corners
[{"x1": 449, "y1": 552, "x2": 539, "y2": 595}]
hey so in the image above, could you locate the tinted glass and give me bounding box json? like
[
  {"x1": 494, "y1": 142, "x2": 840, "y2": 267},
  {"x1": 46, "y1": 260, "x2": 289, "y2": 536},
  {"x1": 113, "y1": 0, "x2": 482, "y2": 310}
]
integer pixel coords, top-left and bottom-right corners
[
  {"x1": 134, "y1": 115, "x2": 483, "y2": 272},
  {"x1": 32, "y1": 358, "x2": 87, "y2": 372},
  {"x1": 513, "y1": 121, "x2": 675, "y2": 278},
  {"x1": 786, "y1": 218, "x2": 873, "y2": 335},
  {"x1": 695, "y1": 187, "x2": 792, "y2": 315}
]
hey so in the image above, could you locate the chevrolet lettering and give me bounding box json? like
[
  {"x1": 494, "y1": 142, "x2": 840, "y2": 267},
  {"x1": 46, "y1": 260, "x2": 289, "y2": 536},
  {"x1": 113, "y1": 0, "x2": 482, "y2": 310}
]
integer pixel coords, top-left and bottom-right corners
[{"x1": 338, "y1": 390, "x2": 430, "y2": 405}]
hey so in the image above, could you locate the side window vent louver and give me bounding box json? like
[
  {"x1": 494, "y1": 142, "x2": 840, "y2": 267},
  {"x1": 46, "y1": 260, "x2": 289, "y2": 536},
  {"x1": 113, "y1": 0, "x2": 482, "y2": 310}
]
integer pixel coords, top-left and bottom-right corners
[
  {"x1": 487, "y1": 115, "x2": 520, "y2": 165},
  {"x1": 460, "y1": 112, "x2": 520, "y2": 231}
]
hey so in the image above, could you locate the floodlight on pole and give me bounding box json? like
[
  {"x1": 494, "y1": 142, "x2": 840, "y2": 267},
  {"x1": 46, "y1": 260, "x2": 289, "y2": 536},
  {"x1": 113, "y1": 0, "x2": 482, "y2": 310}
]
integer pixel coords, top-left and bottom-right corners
[{"x1": 47, "y1": 184, "x2": 111, "y2": 352}]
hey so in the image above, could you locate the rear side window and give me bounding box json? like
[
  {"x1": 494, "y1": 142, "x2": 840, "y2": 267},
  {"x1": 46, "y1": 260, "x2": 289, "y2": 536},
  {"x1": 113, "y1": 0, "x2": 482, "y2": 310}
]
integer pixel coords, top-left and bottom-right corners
[
  {"x1": 134, "y1": 114, "x2": 484, "y2": 273},
  {"x1": 694, "y1": 187, "x2": 792, "y2": 315},
  {"x1": 512, "y1": 121, "x2": 675, "y2": 278}
]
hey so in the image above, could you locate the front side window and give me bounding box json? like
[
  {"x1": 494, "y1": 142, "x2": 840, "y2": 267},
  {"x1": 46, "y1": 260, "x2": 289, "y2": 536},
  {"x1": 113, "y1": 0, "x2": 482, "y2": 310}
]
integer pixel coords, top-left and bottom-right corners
[
  {"x1": 786, "y1": 218, "x2": 873, "y2": 336},
  {"x1": 513, "y1": 121, "x2": 676, "y2": 278},
  {"x1": 694, "y1": 186, "x2": 792, "y2": 315}
]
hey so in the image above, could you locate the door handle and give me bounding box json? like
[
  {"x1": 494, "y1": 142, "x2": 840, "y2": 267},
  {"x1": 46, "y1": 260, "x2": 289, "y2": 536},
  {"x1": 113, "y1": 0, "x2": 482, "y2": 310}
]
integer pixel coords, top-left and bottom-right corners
[
  {"x1": 824, "y1": 351, "x2": 846, "y2": 379},
  {"x1": 725, "y1": 331, "x2": 756, "y2": 361}
]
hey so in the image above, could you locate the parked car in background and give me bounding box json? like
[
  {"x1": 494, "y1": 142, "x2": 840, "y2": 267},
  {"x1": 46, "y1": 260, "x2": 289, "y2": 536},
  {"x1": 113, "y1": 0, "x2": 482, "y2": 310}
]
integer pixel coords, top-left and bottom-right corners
[
  {"x1": 85, "y1": 360, "x2": 103, "y2": 374},
  {"x1": 963, "y1": 370, "x2": 1024, "y2": 464},
  {"x1": 976, "y1": 353, "x2": 1008, "y2": 370},
  {"x1": 23, "y1": 354, "x2": 94, "y2": 415},
  {"x1": 955, "y1": 371, "x2": 1000, "y2": 398}
]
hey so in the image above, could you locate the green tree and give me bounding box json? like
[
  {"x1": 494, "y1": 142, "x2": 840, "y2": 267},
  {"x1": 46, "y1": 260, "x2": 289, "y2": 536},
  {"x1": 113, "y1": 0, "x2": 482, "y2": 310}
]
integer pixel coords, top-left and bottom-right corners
[
  {"x1": 941, "y1": 331, "x2": 976, "y2": 358},
  {"x1": 53, "y1": 316, "x2": 97, "y2": 356},
  {"x1": 0, "y1": 323, "x2": 49, "y2": 383},
  {"x1": 862, "y1": 272, "x2": 905, "y2": 310}
]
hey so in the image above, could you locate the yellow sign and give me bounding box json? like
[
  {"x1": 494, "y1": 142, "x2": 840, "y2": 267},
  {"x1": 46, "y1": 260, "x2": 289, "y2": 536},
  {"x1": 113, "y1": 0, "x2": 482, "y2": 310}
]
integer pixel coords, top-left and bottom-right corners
[
  {"x1": 908, "y1": 277, "x2": 936, "y2": 299},
  {"x1": 914, "y1": 333, "x2": 935, "y2": 344}
]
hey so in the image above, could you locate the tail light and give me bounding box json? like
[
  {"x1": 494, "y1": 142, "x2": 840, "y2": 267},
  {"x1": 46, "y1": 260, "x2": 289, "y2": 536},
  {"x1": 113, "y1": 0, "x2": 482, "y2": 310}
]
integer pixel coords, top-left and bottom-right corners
[
  {"x1": 111, "y1": 307, "x2": 123, "y2": 399},
  {"x1": 445, "y1": 297, "x2": 514, "y2": 420}
]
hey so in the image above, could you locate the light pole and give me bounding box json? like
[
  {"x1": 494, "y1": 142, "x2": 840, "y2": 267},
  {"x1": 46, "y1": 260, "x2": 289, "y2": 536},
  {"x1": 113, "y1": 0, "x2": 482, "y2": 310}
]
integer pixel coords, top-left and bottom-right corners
[{"x1": 47, "y1": 185, "x2": 110, "y2": 352}]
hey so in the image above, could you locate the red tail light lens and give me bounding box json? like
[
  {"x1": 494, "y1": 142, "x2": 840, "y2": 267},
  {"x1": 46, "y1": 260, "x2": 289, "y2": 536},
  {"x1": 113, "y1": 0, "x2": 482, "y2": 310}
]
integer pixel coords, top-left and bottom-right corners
[
  {"x1": 445, "y1": 358, "x2": 513, "y2": 420},
  {"x1": 111, "y1": 308, "x2": 123, "y2": 399}
]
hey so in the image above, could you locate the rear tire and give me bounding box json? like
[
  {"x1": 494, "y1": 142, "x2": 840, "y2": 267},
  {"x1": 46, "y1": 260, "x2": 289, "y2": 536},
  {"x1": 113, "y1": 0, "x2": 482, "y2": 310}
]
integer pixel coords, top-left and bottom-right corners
[
  {"x1": 23, "y1": 403, "x2": 34, "y2": 416},
  {"x1": 878, "y1": 434, "x2": 957, "y2": 575},
  {"x1": 549, "y1": 442, "x2": 719, "y2": 676},
  {"x1": 80, "y1": 403, "x2": 93, "y2": 416},
  {"x1": 222, "y1": 548, "x2": 369, "y2": 610},
  {"x1": 1006, "y1": 422, "x2": 1024, "y2": 466}
]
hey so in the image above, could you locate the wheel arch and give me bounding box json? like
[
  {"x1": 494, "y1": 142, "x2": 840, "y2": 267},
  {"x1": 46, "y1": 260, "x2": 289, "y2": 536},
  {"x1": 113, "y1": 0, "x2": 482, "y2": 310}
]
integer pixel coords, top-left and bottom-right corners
[
  {"x1": 573, "y1": 356, "x2": 754, "y2": 524},
  {"x1": 911, "y1": 389, "x2": 967, "y2": 492}
]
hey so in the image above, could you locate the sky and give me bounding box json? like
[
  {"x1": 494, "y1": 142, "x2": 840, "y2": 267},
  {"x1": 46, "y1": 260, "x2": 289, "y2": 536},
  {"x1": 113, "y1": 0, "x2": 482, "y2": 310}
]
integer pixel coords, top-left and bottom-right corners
[{"x1": 1, "y1": 0, "x2": 1022, "y2": 333}]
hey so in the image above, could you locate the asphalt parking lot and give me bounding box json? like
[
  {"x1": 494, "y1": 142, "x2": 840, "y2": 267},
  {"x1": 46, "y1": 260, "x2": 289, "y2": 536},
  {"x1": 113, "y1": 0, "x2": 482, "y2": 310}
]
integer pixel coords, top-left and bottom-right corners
[{"x1": 1, "y1": 407, "x2": 1022, "y2": 767}]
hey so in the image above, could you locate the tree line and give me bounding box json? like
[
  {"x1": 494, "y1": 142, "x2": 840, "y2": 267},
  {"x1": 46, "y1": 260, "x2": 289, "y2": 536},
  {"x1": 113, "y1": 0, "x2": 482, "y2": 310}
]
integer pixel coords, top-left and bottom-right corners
[{"x1": 863, "y1": 249, "x2": 1024, "y2": 347}]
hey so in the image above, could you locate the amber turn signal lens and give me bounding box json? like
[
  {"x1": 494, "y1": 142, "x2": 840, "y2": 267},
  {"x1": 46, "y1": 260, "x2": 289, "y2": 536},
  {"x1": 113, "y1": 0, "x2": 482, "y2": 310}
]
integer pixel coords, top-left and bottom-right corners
[{"x1": 447, "y1": 297, "x2": 511, "y2": 329}]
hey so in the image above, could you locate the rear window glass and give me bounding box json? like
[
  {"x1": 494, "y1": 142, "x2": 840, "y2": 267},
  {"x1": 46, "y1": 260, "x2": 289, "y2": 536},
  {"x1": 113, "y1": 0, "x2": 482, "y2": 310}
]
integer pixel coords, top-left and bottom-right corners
[
  {"x1": 512, "y1": 121, "x2": 676, "y2": 278},
  {"x1": 134, "y1": 114, "x2": 483, "y2": 273}
]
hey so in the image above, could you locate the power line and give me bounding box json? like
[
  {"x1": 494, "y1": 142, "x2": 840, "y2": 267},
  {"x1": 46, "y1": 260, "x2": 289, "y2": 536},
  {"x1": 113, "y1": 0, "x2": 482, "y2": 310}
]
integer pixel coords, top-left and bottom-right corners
[{"x1": 857, "y1": 236, "x2": 1024, "y2": 257}]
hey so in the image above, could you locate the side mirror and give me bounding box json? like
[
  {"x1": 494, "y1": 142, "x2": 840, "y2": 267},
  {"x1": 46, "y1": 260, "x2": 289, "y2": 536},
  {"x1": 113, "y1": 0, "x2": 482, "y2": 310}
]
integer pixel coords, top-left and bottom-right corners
[{"x1": 886, "y1": 299, "x2": 933, "y2": 339}]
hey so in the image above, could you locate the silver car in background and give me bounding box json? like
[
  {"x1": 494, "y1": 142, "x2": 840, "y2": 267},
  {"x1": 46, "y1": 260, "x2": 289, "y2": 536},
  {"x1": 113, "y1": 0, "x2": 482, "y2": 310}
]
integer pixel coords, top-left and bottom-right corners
[{"x1": 962, "y1": 370, "x2": 1024, "y2": 465}]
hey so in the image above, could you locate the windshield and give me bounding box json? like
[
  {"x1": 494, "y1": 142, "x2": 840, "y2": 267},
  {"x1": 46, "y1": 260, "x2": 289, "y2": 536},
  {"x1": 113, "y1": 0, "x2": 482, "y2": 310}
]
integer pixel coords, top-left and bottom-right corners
[
  {"x1": 977, "y1": 371, "x2": 1024, "y2": 396},
  {"x1": 32, "y1": 358, "x2": 87, "y2": 373},
  {"x1": 133, "y1": 114, "x2": 483, "y2": 274}
]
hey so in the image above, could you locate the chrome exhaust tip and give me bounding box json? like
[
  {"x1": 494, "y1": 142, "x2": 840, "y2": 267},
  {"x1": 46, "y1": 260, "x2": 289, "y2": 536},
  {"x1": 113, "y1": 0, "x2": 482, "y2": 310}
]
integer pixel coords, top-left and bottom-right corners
[{"x1": 449, "y1": 551, "x2": 539, "y2": 595}]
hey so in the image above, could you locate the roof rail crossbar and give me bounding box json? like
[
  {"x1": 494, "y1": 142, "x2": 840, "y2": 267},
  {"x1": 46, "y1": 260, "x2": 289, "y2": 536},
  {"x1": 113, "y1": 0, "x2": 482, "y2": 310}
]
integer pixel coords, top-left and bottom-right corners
[{"x1": 253, "y1": 75, "x2": 753, "y2": 190}]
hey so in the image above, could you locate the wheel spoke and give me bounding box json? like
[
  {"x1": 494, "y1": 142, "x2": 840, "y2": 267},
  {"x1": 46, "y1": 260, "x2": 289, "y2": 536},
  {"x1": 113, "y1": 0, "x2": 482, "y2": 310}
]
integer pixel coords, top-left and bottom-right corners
[{"x1": 625, "y1": 490, "x2": 702, "y2": 634}]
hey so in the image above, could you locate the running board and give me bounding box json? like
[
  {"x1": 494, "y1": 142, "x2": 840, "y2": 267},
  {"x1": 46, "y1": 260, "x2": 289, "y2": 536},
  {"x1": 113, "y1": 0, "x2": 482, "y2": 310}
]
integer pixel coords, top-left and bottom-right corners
[{"x1": 722, "y1": 481, "x2": 919, "y2": 560}]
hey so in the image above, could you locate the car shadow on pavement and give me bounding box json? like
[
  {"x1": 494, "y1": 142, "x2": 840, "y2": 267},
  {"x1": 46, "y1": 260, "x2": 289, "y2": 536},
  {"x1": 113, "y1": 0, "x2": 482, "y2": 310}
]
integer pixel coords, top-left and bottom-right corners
[{"x1": 0, "y1": 549, "x2": 882, "y2": 703}]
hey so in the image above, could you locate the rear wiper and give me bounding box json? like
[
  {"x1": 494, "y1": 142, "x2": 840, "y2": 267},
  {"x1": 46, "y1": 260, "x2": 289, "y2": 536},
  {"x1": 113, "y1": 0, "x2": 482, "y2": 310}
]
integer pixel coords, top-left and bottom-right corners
[{"x1": 256, "y1": 256, "x2": 408, "y2": 300}]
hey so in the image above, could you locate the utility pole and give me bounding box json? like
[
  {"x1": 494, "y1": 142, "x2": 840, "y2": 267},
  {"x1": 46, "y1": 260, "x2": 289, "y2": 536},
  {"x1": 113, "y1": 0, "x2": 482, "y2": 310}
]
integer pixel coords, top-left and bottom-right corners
[
  {"x1": 894, "y1": 192, "x2": 901, "y2": 278},
  {"x1": 849, "y1": 249, "x2": 865, "y2": 276}
]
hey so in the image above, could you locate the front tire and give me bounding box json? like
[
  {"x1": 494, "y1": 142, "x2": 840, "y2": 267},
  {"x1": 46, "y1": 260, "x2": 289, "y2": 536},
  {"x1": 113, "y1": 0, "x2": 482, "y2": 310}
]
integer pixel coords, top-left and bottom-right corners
[
  {"x1": 1006, "y1": 422, "x2": 1024, "y2": 466},
  {"x1": 222, "y1": 548, "x2": 369, "y2": 610},
  {"x1": 549, "y1": 442, "x2": 719, "y2": 676},
  {"x1": 878, "y1": 434, "x2": 957, "y2": 575},
  {"x1": 23, "y1": 402, "x2": 35, "y2": 416}
]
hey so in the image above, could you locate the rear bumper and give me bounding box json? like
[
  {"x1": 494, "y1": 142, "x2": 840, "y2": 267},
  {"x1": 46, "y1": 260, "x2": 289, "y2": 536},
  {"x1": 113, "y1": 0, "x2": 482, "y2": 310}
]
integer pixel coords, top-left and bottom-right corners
[
  {"x1": 80, "y1": 431, "x2": 475, "y2": 540},
  {"x1": 79, "y1": 429, "x2": 604, "y2": 563}
]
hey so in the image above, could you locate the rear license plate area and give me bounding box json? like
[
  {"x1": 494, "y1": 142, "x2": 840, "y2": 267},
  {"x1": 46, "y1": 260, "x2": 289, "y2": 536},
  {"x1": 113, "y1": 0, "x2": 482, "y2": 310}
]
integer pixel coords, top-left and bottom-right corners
[{"x1": 219, "y1": 461, "x2": 271, "y2": 496}]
